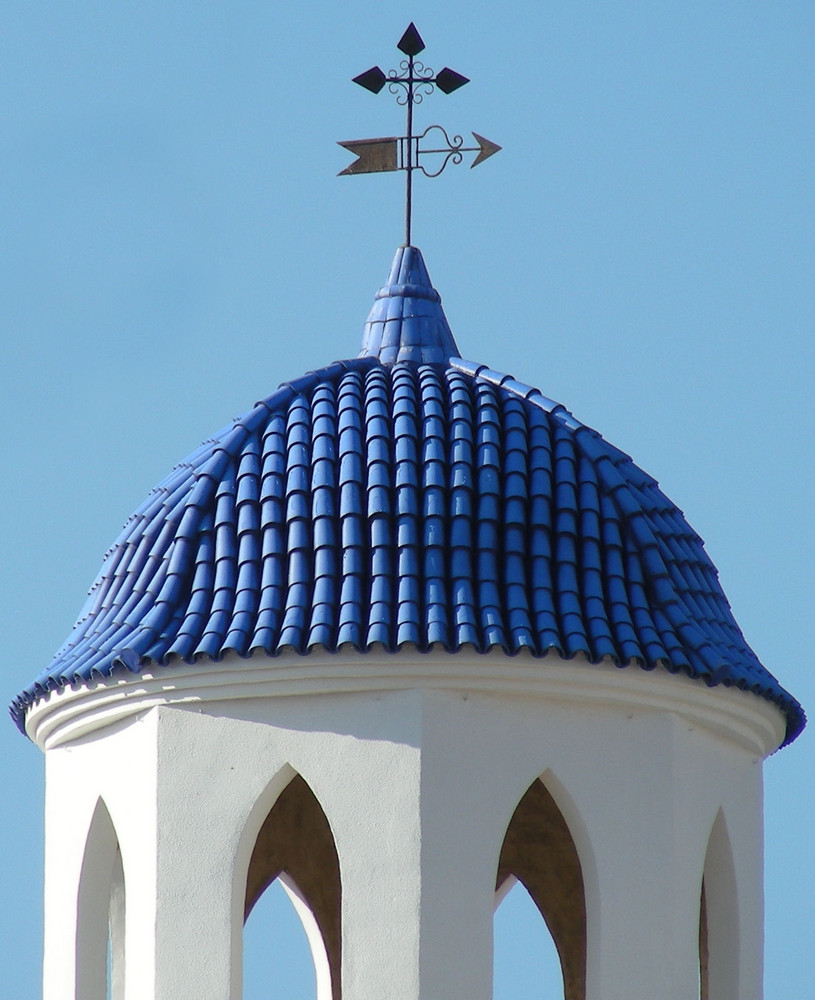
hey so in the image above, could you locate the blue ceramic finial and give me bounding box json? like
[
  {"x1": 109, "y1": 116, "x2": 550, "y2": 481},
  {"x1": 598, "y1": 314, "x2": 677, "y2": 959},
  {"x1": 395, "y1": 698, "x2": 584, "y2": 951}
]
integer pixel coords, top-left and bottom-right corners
[{"x1": 359, "y1": 246, "x2": 461, "y2": 365}]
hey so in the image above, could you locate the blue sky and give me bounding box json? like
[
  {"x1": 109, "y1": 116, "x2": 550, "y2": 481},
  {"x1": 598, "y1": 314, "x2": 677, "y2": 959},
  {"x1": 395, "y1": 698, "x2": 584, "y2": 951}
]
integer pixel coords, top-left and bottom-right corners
[{"x1": 1, "y1": 3, "x2": 813, "y2": 996}]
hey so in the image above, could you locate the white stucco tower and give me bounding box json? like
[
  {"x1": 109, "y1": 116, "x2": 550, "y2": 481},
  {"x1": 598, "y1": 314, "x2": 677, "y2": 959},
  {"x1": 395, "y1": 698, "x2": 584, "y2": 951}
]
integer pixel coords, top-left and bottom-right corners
[{"x1": 14, "y1": 245, "x2": 803, "y2": 1000}]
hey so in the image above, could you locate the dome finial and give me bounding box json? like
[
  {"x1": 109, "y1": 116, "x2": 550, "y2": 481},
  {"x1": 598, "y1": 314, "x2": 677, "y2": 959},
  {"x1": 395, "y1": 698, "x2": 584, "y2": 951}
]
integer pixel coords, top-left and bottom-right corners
[{"x1": 359, "y1": 245, "x2": 460, "y2": 365}]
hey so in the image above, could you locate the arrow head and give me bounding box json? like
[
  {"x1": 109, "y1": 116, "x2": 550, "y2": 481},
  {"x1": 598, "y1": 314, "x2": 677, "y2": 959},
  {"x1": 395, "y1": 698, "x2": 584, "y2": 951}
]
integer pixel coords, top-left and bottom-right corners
[{"x1": 470, "y1": 132, "x2": 502, "y2": 168}]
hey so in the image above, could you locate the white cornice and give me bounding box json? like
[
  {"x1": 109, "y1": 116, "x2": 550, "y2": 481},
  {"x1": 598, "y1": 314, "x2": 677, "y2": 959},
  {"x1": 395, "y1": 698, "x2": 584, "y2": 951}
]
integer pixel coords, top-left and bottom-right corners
[{"x1": 25, "y1": 650, "x2": 786, "y2": 757}]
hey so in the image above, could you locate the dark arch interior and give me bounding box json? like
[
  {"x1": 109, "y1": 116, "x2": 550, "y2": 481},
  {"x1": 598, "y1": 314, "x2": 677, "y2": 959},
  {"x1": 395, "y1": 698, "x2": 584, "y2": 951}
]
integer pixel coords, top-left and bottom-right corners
[
  {"x1": 496, "y1": 778, "x2": 587, "y2": 1000},
  {"x1": 245, "y1": 774, "x2": 342, "y2": 1000}
]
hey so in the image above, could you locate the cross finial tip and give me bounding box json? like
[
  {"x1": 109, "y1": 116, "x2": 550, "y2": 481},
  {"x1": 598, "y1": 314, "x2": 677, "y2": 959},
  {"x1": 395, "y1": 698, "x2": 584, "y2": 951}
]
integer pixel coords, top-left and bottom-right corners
[{"x1": 398, "y1": 23, "x2": 425, "y2": 57}]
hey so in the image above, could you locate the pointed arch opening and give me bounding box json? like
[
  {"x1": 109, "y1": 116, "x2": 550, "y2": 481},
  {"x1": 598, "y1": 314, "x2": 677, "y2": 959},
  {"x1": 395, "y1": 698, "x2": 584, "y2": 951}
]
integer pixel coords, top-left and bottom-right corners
[
  {"x1": 75, "y1": 798, "x2": 126, "y2": 1000},
  {"x1": 699, "y1": 810, "x2": 739, "y2": 1000},
  {"x1": 243, "y1": 773, "x2": 341, "y2": 1000},
  {"x1": 494, "y1": 777, "x2": 586, "y2": 1000},
  {"x1": 494, "y1": 878, "x2": 565, "y2": 999}
]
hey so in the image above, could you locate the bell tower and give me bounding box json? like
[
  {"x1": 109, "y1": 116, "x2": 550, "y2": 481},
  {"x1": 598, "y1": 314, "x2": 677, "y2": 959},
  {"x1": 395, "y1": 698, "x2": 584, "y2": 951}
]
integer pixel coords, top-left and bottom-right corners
[
  {"x1": 12, "y1": 26, "x2": 803, "y2": 1000},
  {"x1": 16, "y1": 244, "x2": 802, "y2": 1000}
]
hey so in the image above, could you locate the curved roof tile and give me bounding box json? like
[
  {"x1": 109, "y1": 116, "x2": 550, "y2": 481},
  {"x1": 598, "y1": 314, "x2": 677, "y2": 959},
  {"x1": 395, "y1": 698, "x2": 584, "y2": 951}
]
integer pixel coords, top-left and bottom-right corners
[{"x1": 11, "y1": 247, "x2": 804, "y2": 745}]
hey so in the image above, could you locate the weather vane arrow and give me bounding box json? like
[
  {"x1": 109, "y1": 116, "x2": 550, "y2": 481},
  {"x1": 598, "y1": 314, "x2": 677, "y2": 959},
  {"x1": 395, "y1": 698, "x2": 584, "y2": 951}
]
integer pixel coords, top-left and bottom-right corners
[
  {"x1": 338, "y1": 23, "x2": 501, "y2": 245},
  {"x1": 338, "y1": 130, "x2": 501, "y2": 176}
]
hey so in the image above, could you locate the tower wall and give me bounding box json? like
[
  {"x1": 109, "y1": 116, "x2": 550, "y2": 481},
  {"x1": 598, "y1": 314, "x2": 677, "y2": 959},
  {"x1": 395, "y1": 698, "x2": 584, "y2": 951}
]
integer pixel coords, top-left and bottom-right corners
[{"x1": 35, "y1": 652, "x2": 779, "y2": 1000}]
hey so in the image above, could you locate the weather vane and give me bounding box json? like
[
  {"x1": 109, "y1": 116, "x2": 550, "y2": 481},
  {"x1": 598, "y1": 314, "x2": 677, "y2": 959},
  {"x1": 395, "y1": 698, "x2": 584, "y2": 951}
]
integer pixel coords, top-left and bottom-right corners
[{"x1": 338, "y1": 23, "x2": 501, "y2": 246}]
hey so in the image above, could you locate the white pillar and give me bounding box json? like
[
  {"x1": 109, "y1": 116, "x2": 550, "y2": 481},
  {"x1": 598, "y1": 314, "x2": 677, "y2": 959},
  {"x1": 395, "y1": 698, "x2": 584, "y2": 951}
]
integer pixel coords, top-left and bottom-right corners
[
  {"x1": 43, "y1": 711, "x2": 159, "y2": 1000},
  {"x1": 42, "y1": 758, "x2": 102, "y2": 1000},
  {"x1": 707, "y1": 766, "x2": 765, "y2": 1000},
  {"x1": 415, "y1": 691, "x2": 497, "y2": 1000}
]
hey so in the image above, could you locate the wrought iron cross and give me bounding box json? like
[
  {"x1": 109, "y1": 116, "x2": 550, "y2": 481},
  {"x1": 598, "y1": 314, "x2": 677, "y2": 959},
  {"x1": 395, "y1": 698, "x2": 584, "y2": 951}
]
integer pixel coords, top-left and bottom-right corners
[{"x1": 339, "y1": 23, "x2": 501, "y2": 246}]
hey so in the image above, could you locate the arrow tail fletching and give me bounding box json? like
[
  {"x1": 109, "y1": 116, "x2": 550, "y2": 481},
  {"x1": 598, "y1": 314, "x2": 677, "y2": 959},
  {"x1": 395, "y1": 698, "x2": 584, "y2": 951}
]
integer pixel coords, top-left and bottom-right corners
[{"x1": 338, "y1": 138, "x2": 399, "y2": 175}]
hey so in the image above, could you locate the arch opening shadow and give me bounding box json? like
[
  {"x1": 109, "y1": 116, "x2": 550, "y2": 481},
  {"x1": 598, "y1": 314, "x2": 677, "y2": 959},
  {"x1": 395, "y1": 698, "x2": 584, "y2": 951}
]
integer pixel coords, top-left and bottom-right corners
[
  {"x1": 495, "y1": 778, "x2": 586, "y2": 1000},
  {"x1": 244, "y1": 774, "x2": 341, "y2": 1000}
]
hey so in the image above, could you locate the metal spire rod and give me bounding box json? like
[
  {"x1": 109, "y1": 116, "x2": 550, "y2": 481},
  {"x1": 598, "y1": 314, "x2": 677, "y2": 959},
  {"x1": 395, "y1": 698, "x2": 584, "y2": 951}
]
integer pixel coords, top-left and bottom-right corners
[
  {"x1": 339, "y1": 23, "x2": 500, "y2": 246},
  {"x1": 404, "y1": 33, "x2": 416, "y2": 245}
]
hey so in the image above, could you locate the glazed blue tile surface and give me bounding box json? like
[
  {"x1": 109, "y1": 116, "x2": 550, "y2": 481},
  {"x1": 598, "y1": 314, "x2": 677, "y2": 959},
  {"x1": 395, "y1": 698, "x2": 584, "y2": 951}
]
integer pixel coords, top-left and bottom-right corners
[{"x1": 12, "y1": 247, "x2": 804, "y2": 744}]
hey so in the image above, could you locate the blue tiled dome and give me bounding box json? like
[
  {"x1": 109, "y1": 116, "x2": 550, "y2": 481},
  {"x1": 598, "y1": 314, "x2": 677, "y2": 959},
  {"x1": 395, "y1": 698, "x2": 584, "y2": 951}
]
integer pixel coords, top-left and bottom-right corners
[{"x1": 12, "y1": 247, "x2": 804, "y2": 744}]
